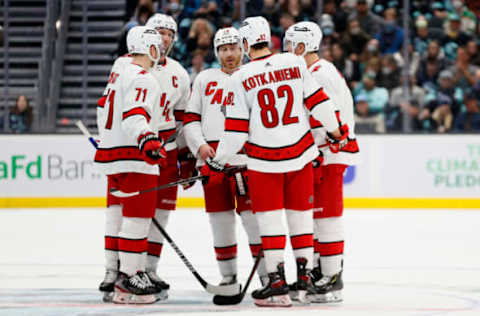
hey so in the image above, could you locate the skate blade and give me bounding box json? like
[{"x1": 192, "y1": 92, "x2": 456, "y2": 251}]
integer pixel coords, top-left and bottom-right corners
[
  {"x1": 254, "y1": 294, "x2": 292, "y2": 307},
  {"x1": 309, "y1": 290, "x2": 343, "y2": 303},
  {"x1": 296, "y1": 290, "x2": 310, "y2": 305},
  {"x1": 155, "y1": 289, "x2": 168, "y2": 302},
  {"x1": 288, "y1": 290, "x2": 298, "y2": 301},
  {"x1": 102, "y1": 291, "x2": 114, "y2": 303},
  {"x1": 112, "y1": 291, "x2": 158, "y2": 304}
]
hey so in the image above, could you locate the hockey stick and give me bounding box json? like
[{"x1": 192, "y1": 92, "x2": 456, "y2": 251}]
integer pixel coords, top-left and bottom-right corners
[
  {"x1": 213, "y1": 250, "x2": 263, "y2": 305},
  {"x1": 75, "y1": 120, "x2": 99, "y2": 148},
  {"x1": 152, "y1": 218, "x2": 241, "y2": 296},
  {"x1": 109, "y1": 165, "x2": 246, "y2": 198}
]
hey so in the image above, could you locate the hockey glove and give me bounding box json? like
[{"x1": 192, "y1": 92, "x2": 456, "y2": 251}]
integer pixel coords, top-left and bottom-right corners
[
  {"x1": 138, "y1": 132, "x2": 167, "y2": 166},
  {"x1": 178, "y1": 149, "x2": 198, "y2": 189},
  {"x1": 200, "y1": 157, "x2": 226, "y2": 185},
  {"x1": 326, "y1": 124, "x2": 349, "y2": 154},
  {"x1": 229, "y1": 169, "x2": 249, "y2": 197}
]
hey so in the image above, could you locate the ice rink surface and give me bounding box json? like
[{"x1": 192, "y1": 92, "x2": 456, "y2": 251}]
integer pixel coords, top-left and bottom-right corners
[{"x1": 0, "y1": 208, "x2": 479, "y2": 316}]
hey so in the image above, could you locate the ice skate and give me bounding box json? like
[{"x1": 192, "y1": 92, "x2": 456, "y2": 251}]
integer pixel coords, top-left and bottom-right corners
[
  {"x1": 293, "y1": 257, "x2": 314, "y2": 304},
  {"x1": 112, "y1": 272, "x2": 158, "y2": 304},
  {"x1": 309, "y1": 271, "x2": 343, "y2": 303},
  {"x1": 213, "y1": 275, "x2": 242, "y2": 305},
  {"x1": 146, "y1": 270, "x2": 169, "y2": 301},
  {"x1": 252, "y1": 263, "x2": 291, "y2": 307},
  {"x1": 99, "y1": 269, "x2": 118, "y2": 302}
]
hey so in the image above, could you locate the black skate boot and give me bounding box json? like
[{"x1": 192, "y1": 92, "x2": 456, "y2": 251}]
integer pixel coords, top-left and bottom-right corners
[
  {"x1": 288, "y1": 257, "x2": 315, "y2": 303},
  {"x1": 146, "y1": 270, "x2": 169, "y2": 301},
  {"x1": 213, "y1": 275, "x2": 242, "y2": 305},
  {"x1": 112, "y1": 271, "x2": 158, "y2": 304},
  {"x1": 310, "y1": 271, "x2": 343, "y2": 303},
  {"x1": 252, "y1": 263, "x2": 291, "y2": 307},
  {"x1": 99, "y1": 269, "x2": 118, "y2": 302}
]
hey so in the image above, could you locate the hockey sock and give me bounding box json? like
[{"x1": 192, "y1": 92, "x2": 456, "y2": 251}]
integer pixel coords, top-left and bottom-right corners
[
  {"x1": 256, "y1": 210, "x2": 287, "y2": 273},
  {"x1": 315, "y1": 216, "x2": 344, "y2": 276},
  {"x1": 146, "y1": 209, "x2": 171, "y2": 272},
  {"x1": 104, "y1": 205, "x2": 122, "y2": 271},
  {"x1": 240, "y1": 210, "x2": 267, "y2": 277},
  {"x1": 286, "y1": 209, "x2": 314, "y2": 270},
  {"x1": 118, "y1": 217, "x2": 151, "y2": 276},
  {"x1": 208, "y1": 210, "x2": 237, "y2": 277}
]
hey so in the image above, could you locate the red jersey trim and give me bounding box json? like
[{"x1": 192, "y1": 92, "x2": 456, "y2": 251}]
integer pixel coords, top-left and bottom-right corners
[
  {"x1": 305, "y1": 88, "x2": 329, "y2": 111},
  {"x1": 252, "y1": 53, "x2": 275, "y2": 61},
  {"x1": 225, "y1": 118, "x2": 249, "y2": 133},
  {"x1": 158, "y1": 127, "x2": 176, "y2": 143},
  {"x1": 183, "y1": 112, "x2": 201, "y2": 126},
  {"x1": 97, "y1": 95, "x2": 107, "y2": 108},
  {"x1": 122, "y1": 107, "x2": 151, "y2": 122},
  {"x1": 94, "y1": 146, "x2": 143, "y2": 163},
  {"x1": 309, "y1": 116, "x2": 323, "y2": 129},
  {"x1": 174, "y1": 110, "x2": 184, "y2": 122},
  {"x1": 246, "y1": 131, "x2": 315, "y2": 161}
]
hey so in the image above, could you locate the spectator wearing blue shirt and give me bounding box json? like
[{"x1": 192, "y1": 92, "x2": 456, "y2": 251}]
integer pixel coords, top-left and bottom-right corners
[
  {"x1": 376, "y1": 8, "x2": 403, "y2": 54},
  {"x1": 354, "y1": 72, "x2": 389, "y2": 114}
]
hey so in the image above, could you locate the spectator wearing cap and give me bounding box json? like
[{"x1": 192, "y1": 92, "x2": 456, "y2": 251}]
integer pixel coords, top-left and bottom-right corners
[
  {"x1": 349, "y1": 0, "x2": 385, "y2": 37},
  {"x1": 341, "y1": 18, "x2": 371, "y2": 59},
  {"x1": 443, "y1": 12, "x2": 472, "y2": 47},
  {"x1": 467, "y1": 40, "x2": 480, "y2": 66},
  {"x1": 429, "y1": 2, "x2": 449, "y2": 30},
  {"x1": 413, "y1": 16, "x2": 445, "y2": 56},
  {"x1": 388, "y1": 75, "x2": 426, "y2": 131},
  {"x1": 448, "y1": 45, "x2": 479, "y2": 89},
  {"x1": 423, "y1": 70, "x2": 463, "y2": 133},
  {"x1": 454, "y1": 91, "x2": 480, "y2": 131},
  {"x1": 375, "y1": 8, "x2": 403, "y2": 54},
  {"x1": 451, "y1": 0, "x2": 477, "y2": 35},
  {"x1": 353, "y1": 94, "x2": 386, "y2": 133},
  {"x1": 354, "y1": 71, "x2": 389, "y2": 114}
]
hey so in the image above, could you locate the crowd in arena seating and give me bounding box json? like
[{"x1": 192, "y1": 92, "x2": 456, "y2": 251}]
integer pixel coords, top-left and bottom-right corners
[{"x1": 119, "y1": 0, "x2": 480, "y2": 133}]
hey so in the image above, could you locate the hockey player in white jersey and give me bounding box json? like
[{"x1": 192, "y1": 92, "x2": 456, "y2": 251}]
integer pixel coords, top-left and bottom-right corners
[
  {"x1": 95, "y1": 26, "x2": 167, "y2": 304},
  {"x1": 183, "y1": 27, "x2": 268, "y2": 304},
  {"x1": 144, "y1": 13, "x2": 194, "y2": 296},
  {"x1": 284, "y1": 21, "x2": 360, "y2": 303},
  {"x1": 200, "y1": 16, "x2": 349, "y2": 307}
]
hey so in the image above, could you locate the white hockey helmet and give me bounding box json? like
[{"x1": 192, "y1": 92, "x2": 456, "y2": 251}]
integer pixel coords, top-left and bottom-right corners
[
  {"x1": 126, "y1": 26, "x2": 165, "y2": 65},
  {"x1": 213, "y1": 27, "x2": 242, "y2": 60},
  {"x1": 146, "y1": 13, "x2": 178, "y2": 54},
  {"x1": 284, "y1": 22, "x2": 322, "y2": 56},
  {"x1": 239, "y1": 16, "x2": 271, "y2": 58}
]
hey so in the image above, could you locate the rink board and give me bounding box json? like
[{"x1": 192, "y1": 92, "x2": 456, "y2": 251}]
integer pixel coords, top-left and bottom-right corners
[{"x1": 0, "y1": 134, "x2": 479, "y2": 208}]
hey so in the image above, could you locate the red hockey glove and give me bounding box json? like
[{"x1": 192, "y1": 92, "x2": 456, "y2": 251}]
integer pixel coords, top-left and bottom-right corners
[
  {"x1": 326, "y1": 124, "x2": 349, "y2": 154},
  {"x1": 178, "y1": 149, "x2": 198, "y2": 189},
  {"x1": 229, "y1": 169, "x2": 249, "y2": 197},
  {"x1": 200, "y1": 157, "x2": 225, "y2": 185},
  {"x1": 138, "y1": 132, "x2": 167, "y2": 166}
]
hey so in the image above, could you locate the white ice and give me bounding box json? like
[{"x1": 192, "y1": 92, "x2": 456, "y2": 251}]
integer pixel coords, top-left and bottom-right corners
[{"x1": 0, "y1": 208, "x2": 479, "y2": 316}]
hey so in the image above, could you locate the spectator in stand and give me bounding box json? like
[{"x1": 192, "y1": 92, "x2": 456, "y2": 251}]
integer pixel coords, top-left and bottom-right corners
[
  {"x1": 117, "y1": 2, "x2": 154, "y2": 56},
  {"x1": 422, "y1": 70, "x2": 463, "y2": 133},
  {"x1": 454, "y1": 91, "x2": 480, "y2": 131},
  {"x1": 319, "y1": 14, "x2": 338, "y2": 47},
  {"x1": 443, "y1": 13, "x2": 472, "y2": 47},
  {"x1": 332, "y1": 42, "x2": 361, "y2": 83},
  {"x1": 165, "y1": 0, "x2": 184, "y2": 21},
  {"x1": 340, "y1": 18, "x2": 371, "y2": 58},
  {"x1": 388, "y1": 75, "x2": 426, "y2": 131},
  {"x1": 183, "y1": 0, "x2": 220, "y2": 24},
  {"x1": 429, "y1": 2, "x2": 449, "y2": 30},
  {"x1": 187, "y1": 49, "x2": 206, "y2": 84},
  {"x1": 448, "y1": 45, "x2": 479, "y2": 89},
  {"x1": 323, "y1": 0, "x2": 349, "y2": 34},
  {"x1": 472, "y1": 69, "x2": 480, "y2": 97},
  {"x1": 451, "y1": 0, "x2": 477, "y2": 35},
  {"x1": 261, "y1": 0, "x2": 282, "y2": 29},
  {"x1": 354, "y1": 94, "x2": 386, "y2": 133},
  {"x1": 359, "y1": 39, "x2": 381, "y2": 72},
  {"x1": 280, "y1": 0, "x2": 316, "y2": 22},
  {"x1": 349, "y1": 0, "x2": 385, "y2": 37},
  {"x1": 354, "y1": 72, "x2": 389, "y2": 114},
  {"x1": 393, "y1": 43, "x2": 421, "y2": 77},
  {"x1": 9, "y1": 95, "x2": 33, "y2": 133},
  {"x1": 466, "y1": 40, "x2": 480, "y2": 66},
  {"x1": 417, "y1": 58, "x2": 442, "y2": 93},
  {"x1": 186, "y1": 18, "x2": 215, "y2": 65},
  {"x1": 413, "y1": 16, "x2": 445, "y2": 56},
  {"x1": 376, "y1": 8, "x2": 403, "y2": 54},
  {"x1": 421, "y1": 40, "x2": 450, "y2": 71},
  {"x1": 378, "y1": 54, "x2": 401, "y2": 91}
]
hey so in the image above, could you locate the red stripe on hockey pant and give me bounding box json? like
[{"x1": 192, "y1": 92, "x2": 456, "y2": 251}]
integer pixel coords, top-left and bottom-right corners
[
  {"x1": 249, "y1": 244, "x2": 263, "y2": 257},
  {"x1": 290, "y1": 234, "x2": 314, "y2": 250},
  {"x1": 309, "y1": 116, "x2": 323, "y2": 129},
  {"x1": 261, "y1": 235, "x2": 287, "y2": 251},
  {"x1": 304, "y1": 88, "x2": 329, "y2": 111},
  {"x1": 174, "y1": 110, "x2": 184, "y2": 122},
  {"x1": 122, "y1": 107, "x2": 151, "y2": 122},
  {"x1": 147, "y1": 241, "x2": 163, "y2": 257},
  {"x1": 317, "y1": 240, "x2": 344, "y2": 256},
  {"x1": 314, "y1": 239, "x2": 320, "y2": 254},
  {"x1": 105, "y1": 236, "x2": 119, "y2": 251},
  {"x1": 118, "y1": 237, "x2": 148, "y2": 254},
  {"x1": 214, "y1": 245, "x2": 238, "y2": 261},
  {"x1": 95, "y1": 146, "x2": 143, "y2": 163},
  {"x1": 97, "y1": 95, "x2": 107, "y2": 108},
  {"x1": 246, "y1": 132, "x2": 314, "y2": 161},
  {"x1": 158, "y1": 128, "x2": 176, "y2": 143},
  {"x1": 183, "y1": 112, "x2": 201, "y2": 125},
  {"x1": 225, "y1": 118, "x2": 249, "y2": 133}
]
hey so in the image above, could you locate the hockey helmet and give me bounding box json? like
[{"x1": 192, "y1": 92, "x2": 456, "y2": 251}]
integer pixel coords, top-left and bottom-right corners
[
  {"x1": 239, "y1": 16, "x2": 271, "y2": 58},
  {"x1": 146, "y1": 13, "x2": 178, "y2": 54},
  {"x1": 284, "y1": 22, "x2": 322, "y2": 56},
  {"x1": 213, "y1": 27, "x2": 242, "y2": 60},
  {"x1": 126, "y1": 26, "x2": 165, "y2": 65}
]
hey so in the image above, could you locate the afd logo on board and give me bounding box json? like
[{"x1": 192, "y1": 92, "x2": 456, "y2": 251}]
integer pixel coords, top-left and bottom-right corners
[{"x1": 344, "y1": 166, "x2": 356, "y2": 184}]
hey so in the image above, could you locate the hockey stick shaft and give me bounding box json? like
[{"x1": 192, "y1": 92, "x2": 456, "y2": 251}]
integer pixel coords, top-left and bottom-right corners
[
  {"x1": 152, "y1": 218, "x2": 241, "y2": 296},
  {"x1": 241, "y1": 251, "x2": 263, "y2": 297},
  {"x1": 75, "y1": 120, "x2": 98, "y2": 149}
]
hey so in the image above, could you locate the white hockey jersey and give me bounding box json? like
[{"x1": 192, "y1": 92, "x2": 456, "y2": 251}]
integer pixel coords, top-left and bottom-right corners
[
  {"x1": 94, "y1": 57, "x2": 162, "y2": 176},
  {"x1": 151, "y1": 57, "x2": 191, "y2": 151},
  {"x1": 214, "y1": 53, "x2": 340, "y2": 173},
  {"x1": 308, "y1": 59, "x2": 360, "y2": 166}
]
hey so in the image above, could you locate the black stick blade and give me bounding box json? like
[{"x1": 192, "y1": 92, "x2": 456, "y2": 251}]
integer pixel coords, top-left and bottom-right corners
[{"x1": 212, "y1": 293, "x2": 244, "y2": 305}]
